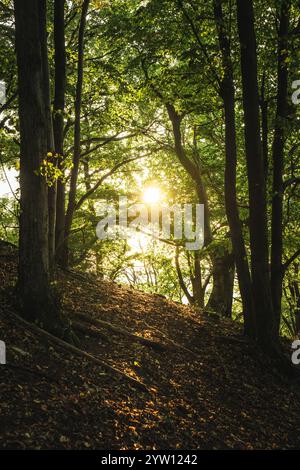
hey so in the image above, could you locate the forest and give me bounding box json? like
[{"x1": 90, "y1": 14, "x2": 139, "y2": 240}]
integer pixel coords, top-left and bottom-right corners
[{"x1": 0, "y1": 0, "x2": 300, "y2": 454}]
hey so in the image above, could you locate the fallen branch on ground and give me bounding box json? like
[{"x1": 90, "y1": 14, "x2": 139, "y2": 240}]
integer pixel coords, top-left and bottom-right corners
[
  {"x1": 8, "y1": 311, "x2": 151, "y2": 393},
  {"x1": 142, "y1": 322, "x2": 201, "y2": 359},
  {"x1": 61, "y1": 268, "x2": 98, "y2": 285},
  {"x1": 72, "y1": 320, "x2": 110, "y2": 342},
  {"x1": 74, "y1": 312, "x2": 168, "y2": 352},
  {"x1": 217, "y1": 335, "x2": 251, "y2": 345}
]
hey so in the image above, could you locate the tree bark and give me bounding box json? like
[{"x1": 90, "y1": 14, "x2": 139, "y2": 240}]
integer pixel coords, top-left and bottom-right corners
[
  {"x1": 213, "y1": 0, "x2": 255, "y2": 335},
  {"x1": 62, "y1": 0, "x2": 90, "y2": 268},
  {"x1": 288, "y1": 264, "x2": 300, "y2": 335},
  {"x1": 41, "y1": 0, "x2": 55, "y2": 273},
  {"x1": 260, "y1": 73, "x2": 269, "y2": 182},
  {"x1": 192, "y1": 251, "x2": 205, "y2": 308},
  {"x1": 53, "y1": 0, "x2": 67, "y2": 267},
  {"x1": 237, "y1": 0, "x2": 276, "y2": 348},
  {"x1": 271, "y1": 0, "x2": 291, "y2": 335},
  {"x1": 14, "y1": 0, "x2": 61, "y2": 331},
  {"x1": 205, "y1": 251, "x2": 235, "y2": 318}
]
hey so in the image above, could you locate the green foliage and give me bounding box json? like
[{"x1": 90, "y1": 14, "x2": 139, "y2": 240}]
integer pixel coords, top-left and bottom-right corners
[{"x1": 1, "y1": 0, "x2": 299, "y2": 335}]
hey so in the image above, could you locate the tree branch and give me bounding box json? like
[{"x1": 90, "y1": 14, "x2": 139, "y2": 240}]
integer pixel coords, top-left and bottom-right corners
[
  {"x1": 74, "y1": 155, "x2": 145, "y2": 212},
  {"x1": 283, "y1": 249, "x2": 300, "y2": 272},
  {"x1": 283, "y1": 176, "x2": 300, "y2": 190}
]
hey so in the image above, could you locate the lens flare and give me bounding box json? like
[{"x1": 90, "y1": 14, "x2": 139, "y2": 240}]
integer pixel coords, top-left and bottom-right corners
[{"x1": 142, "y1": 186, "x2": 161, "y2": 204}]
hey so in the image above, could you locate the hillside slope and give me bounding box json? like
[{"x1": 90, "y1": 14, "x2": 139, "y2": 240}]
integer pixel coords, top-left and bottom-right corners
[{"x1": 0, "y1": 242, "x2": 299, "y2": 450}]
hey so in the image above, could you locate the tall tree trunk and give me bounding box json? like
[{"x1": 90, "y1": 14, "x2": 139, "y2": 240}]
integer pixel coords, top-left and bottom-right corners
[
  {"x1": 55, "y1": 177, "x2": 66, "y2": 264},
  {"x1": 271, "y1": 0, "x2": 291, "y2": 335},
  {"x1": 260, "y1": 73, "x2": 269, "y2": 182},
  {"x1": 237, "y1": 0, "x2": 276, "y2": 348},
  {"x1": 53, "y1": 0, "x2": 67, "y2": 266},
  {"x1": 48, "y1": 187, "x2": 57, "y2": 271},
  {"x1": 14, "y1": 0, "x2": 61, "y2": 331},
  {"x1": 62, "y1": 0, "x2": 90, "y2": 268},
  {"x1": 41, "y1": 0, "x2": 56, "y2": 273},
  {"x1": 213, "y1": 0, "x2": 255, "y2": 335}
]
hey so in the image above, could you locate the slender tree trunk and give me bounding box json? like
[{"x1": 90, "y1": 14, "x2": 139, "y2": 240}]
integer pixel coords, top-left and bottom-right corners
[
  {"x1": 213, "y1": 0, "x2": 255, "y2": 335},
  {"x1": 260, "y1": 73, "x2": 269, "y2": 182},
  {"x1": 206, "y1": 251, "x2": 235, "y2": 318},
  {"x1": 166, "y1": 104, "x2": 212, "y2": 245},
  {"x1": 48, "y1": 187, "x2": 56, "y2": 271},
  {"x1": 81, "y1": 158, "x2": 102, "y2": 272},
  {"x1": 175, "y1": 247, "x2": 194, "y2": 304},
  {"x1": 55, "y1": 179, "x2": 66, "y2": 263},
  {"x1": 167, "y1": 103, "x2": 234, "y2": 316},
  {"x1": 175, "y1": 248, "x2": 208, "y2": 308},
  {"x1": 289, "y1": 264, "x2": 300, "y2": 335},
  {"x1": 40, "y1": 0, "x2": 56, "y2": 273},
  {"x1": 237, "y1": 0, "x2": 276, "y2": 348},
  {"x1": 62, "y1": 0, "x2": 90, "y2": 268},
  {"x1": 83, "y1": 158, "x2": 97, "y2": 215},
  {"x1": 14, "y1": 0, "x2": 61, "y2": 331},
  {"x1": 271, "y1": 0, "x2": 291, "y2": 335},
  {"x1": 53, "y1": 0, "x2": 67, "y2": 266},
  {"x1": 192, "y1": 251, "x2": 205, "y2": 308}
]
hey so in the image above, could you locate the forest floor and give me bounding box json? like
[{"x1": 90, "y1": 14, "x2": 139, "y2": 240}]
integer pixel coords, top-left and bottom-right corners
[{"x1": 0, "y1": 241, "x2": 300, "y2": 450}]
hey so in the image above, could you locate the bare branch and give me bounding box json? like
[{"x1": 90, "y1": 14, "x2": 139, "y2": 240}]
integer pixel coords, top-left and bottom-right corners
[
  {"x1": 74, "y1": 155, "x2": 144, "y2": 211},
  {"x1": 283, "y1": 177, "x2": 300, "y2": 190},
  {"x1": 283, "y1": 249, "x2": 300, "y2": 272}
]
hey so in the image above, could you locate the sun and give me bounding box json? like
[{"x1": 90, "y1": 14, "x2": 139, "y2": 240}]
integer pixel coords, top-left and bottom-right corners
[{"x1": 142, "y1": 186, "x2": 161, "y2": 204}]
